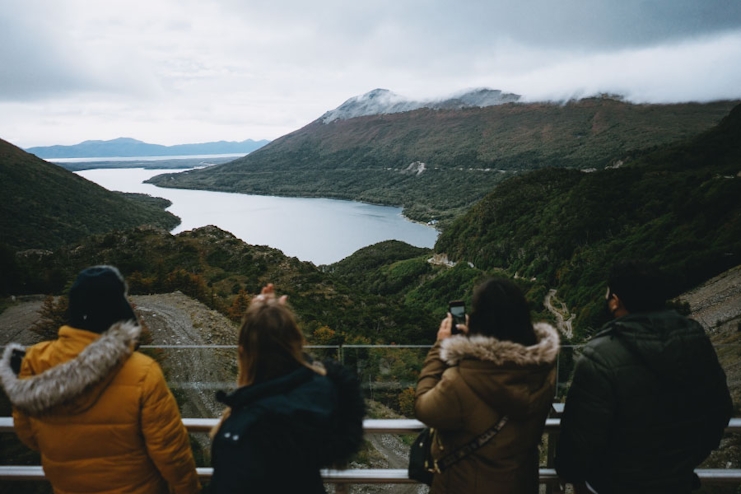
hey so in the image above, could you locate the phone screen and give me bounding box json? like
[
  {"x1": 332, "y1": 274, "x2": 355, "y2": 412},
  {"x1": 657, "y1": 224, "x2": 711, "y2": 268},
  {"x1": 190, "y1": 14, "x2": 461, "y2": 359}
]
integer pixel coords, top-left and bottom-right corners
[
  {"x1": 449, "y1": 301, "x2": 465, "y2": 334},
  {"x1": 450, "y1": 305, "x2": 465, "y2": 321},
  {"x1": 11, "y1": 349, "x2": 26, "y2": 375}
]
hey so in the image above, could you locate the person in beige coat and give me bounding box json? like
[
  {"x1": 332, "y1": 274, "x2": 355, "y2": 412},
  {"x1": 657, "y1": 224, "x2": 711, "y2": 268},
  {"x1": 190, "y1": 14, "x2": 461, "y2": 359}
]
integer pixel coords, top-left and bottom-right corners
[{"x1": 415, "y1": 277, "x2": 559, "y2": 494}]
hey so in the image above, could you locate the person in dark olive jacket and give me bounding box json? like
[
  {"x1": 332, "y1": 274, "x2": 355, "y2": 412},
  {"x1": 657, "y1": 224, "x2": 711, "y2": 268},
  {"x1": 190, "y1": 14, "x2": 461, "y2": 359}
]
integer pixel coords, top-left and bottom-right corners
[
  {"x1": 555, "y1": 260, "x2": 733, "y2": 494},
  {"x1": 209, "y1": 284, "x2": 365, "y2": 494}
]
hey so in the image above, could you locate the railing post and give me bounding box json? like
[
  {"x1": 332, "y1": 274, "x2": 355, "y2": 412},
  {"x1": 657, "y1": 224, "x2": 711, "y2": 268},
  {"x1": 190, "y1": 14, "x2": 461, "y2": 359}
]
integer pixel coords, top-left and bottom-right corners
[
  {"x1": 545, "y1": 429, "x2": 558, "y2": 494},
  {"x1": 545, "y1": 404, "x2": 564, "y2": 494}
]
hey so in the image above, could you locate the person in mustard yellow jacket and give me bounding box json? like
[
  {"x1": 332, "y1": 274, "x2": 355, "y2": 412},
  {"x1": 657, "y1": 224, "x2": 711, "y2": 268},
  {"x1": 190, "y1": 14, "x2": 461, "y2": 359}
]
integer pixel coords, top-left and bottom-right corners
[{"x1": 0, "y1": 265, "x2": 200, "y2": 494}]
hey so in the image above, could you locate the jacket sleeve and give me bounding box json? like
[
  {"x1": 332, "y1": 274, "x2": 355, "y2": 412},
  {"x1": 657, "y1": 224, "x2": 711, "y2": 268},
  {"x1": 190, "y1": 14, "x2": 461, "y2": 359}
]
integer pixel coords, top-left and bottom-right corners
[
  {"x1": 555, "y1": 350, "x2": 615, "y2": 484},
  {"x1": 697, "y1": 345, "x2": 734, "y2": 463},
  {"x1": 414, "y1": 342, "x2": 465, "y2": 430},
  {"x1": 12, "y1": 356, "x2": 39, "y2": 451},
  {"x1": 140, "y1": 360, "x2": 201, "y2": 494}
]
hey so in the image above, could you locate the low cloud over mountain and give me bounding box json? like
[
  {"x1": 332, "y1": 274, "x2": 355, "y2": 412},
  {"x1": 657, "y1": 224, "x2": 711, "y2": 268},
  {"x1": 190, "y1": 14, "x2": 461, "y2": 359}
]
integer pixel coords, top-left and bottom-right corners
[{"x1": 322, "y1": 88, "x2": 520, "y2": 123}]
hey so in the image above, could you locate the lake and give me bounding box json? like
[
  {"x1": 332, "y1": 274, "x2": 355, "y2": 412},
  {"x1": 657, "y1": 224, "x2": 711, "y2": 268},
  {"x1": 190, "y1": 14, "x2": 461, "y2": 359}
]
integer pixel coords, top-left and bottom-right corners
[{"x1": 76, "y1": 168, "x2": 439, "y2": 265}]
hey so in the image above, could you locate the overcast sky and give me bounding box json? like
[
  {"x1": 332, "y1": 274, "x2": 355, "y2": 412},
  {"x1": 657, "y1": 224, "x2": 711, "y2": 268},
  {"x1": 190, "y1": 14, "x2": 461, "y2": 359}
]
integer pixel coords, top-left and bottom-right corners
[{"x1": 2, "y1": 0, "x2": 741, "y2": 148}]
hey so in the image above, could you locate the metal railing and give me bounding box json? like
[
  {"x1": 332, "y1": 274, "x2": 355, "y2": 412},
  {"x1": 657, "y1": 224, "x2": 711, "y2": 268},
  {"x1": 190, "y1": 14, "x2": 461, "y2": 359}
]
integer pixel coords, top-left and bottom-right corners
[{"x1": 2, "y1": 417, "x2": 741, "y2": 486}]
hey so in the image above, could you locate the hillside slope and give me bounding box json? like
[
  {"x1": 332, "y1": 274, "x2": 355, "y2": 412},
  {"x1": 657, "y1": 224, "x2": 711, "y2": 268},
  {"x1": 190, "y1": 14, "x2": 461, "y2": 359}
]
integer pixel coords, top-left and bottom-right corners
[
  {"x1": 0, "y1": 138, "x2": 180, "y2": 250},
  {"x1": 148, "y1": 98, "x2": 738, "y2": 225},
  {"x1": 435, "y1": 103, "x2": 741, "y2": 338},
  {"x1": 7, "y1": 225, "x2": 438, "y2": 345}
]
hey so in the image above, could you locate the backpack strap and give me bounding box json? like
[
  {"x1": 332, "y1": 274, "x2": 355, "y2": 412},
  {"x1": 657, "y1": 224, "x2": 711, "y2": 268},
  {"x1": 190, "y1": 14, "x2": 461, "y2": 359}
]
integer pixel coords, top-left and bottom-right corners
[{"x1": 435, "y1": 415, "x2": 509, "y2": 472}]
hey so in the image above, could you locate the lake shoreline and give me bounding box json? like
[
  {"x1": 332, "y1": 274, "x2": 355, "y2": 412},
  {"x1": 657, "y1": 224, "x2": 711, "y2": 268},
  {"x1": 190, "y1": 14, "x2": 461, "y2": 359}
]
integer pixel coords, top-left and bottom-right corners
[{"x1": 77, "y1": 166, "x2": 438, "y2": 265}]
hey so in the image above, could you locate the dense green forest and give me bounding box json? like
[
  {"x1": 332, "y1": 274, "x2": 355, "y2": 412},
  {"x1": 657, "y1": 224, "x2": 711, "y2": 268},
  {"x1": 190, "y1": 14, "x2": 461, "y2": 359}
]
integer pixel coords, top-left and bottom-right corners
[
  {"x1": 436, "y1": 102, "x2": 741, "y2": 338},
  {"x1": 2, "y1": 226, "x2": 447, "y2": 345},
  {"x1": 148, "y1": 98, "x2": 738, "y2": 226},
  {"x1": 0, "y1": 138, "x2": 180, "y2": 251}
]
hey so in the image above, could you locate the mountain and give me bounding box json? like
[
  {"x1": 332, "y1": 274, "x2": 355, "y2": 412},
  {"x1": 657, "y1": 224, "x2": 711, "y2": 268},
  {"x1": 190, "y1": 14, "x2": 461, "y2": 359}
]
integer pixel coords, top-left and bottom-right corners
[
  {"x1": 26, "y1": 137, "x2": 270, "y2": 159},
  {"x1": 0, "y1": 138, "x2": 180, "y2": 251},
  {"x1": 321, "y1": 88, "x2": 520, "y2": 122},
  {"x1": 147, "y1": 94, "x2": 738, "y2": 227},
  {"x1": 434, "y1": 102, "x2": 741, "y2": 339}
]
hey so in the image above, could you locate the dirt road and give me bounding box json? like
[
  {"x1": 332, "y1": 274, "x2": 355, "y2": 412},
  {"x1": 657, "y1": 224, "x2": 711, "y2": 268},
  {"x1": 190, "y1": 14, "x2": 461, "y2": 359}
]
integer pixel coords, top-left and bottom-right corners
[
  {"x1": 0, "y1": 296, "x2": 46, "y2": 347},
  {"x1": 132, "y1": 293, "x2": 238, "y2": 419},
  {"x1": 544, "y1": 289, "x2": 574, "y2": 339}
]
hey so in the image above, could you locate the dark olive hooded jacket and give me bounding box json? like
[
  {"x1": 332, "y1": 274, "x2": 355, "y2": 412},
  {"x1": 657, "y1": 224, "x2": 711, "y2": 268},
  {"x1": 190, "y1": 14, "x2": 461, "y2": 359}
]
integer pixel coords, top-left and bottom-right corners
[{"x1": 555, "y1": 310, "x2": 732, "y2": 494}]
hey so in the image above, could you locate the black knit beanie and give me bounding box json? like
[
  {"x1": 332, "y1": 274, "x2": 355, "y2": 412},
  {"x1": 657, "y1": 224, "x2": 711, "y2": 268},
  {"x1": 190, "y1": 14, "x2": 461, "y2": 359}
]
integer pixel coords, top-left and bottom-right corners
[{"x1": 68, "y1": 265, "x2": 137, "y2": 333}]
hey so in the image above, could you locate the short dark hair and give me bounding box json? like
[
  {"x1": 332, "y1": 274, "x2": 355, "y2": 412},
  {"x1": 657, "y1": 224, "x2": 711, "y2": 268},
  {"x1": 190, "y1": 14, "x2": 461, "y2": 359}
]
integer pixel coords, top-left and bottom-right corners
[
  {"x1": 608, "y1": 260, "x2": 667, "y2": 313},
  {"x1": 467, "y1": 278, "x2": 536, "y2": 346}
]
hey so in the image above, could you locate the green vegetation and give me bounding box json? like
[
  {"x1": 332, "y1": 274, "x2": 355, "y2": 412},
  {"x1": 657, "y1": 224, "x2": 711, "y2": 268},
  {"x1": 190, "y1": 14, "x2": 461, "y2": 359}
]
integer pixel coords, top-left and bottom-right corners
[
  {"x1": 148, "y1": 98, "x2": 738, "y2": 226},
  {"x1": 0, "y1": 138, "x2": 180, "y2": 251},
  {"x1": 8, "y1": 225, "x2": 439, "y2": 345},
  {"x1": 325, "y1": 240, "x2": 433, "y2": 296},
  {"x1": 436, "y1": 103, "x2": 741, "y2": 339}
]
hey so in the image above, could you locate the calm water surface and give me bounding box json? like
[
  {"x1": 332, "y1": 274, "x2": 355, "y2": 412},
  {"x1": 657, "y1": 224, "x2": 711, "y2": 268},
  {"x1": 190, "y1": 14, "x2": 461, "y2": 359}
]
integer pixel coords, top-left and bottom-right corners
[{"x1": 77, "y1": 168, "x2": 438, "y2": 265}]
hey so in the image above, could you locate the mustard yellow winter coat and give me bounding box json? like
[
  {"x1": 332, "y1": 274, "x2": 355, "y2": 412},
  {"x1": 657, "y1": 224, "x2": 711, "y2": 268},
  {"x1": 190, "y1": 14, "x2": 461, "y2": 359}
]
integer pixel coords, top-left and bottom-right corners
[
  {"x1": 415, "y1": 323, "x2": 559, "y2": 494},
  {"x1": 0, "y1": 323, "x2": 200, "y2": 494}
]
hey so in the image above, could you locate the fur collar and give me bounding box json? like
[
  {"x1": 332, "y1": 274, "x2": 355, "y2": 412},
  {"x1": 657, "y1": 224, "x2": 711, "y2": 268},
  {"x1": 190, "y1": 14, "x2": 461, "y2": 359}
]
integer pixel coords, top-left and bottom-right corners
[
  {"x1": 0, "y1": 322, "x2": 140, "y2": 416},
  {"x1": 440, "y1": 322, "x2": 560, "y2": 367}
]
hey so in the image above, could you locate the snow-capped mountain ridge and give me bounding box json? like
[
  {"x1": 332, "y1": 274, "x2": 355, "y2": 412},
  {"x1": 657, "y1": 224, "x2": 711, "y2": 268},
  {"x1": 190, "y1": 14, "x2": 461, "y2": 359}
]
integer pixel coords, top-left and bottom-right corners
[{"x1": 322, "y1": 88, "x2": 520, "y2": 123}]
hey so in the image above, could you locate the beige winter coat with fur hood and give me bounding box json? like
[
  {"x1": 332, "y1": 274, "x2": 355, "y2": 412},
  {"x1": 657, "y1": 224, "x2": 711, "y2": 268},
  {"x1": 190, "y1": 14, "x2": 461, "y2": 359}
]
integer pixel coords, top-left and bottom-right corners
[
  {"x1": 0, "y1": 323, "x2": 200, "y2": 494},
  {"x1": 415, "y1": 322, "x2": 559, "y2": 494}
]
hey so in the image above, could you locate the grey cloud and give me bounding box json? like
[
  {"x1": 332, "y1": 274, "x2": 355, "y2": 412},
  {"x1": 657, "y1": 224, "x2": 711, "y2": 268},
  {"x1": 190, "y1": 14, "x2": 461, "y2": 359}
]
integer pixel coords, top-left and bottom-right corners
[
  {"x1": 0, "y1": 3, "x2": 161, "y2": 102},
  {"x1": 0, "y1": 14, "x2": 98, "y2": 100},
  {"x1": 384, "y1": 0, "x2": 741, "y2": 52},
  {"x1": 219, "y1": 0, "x2": 741, "y2": 51}
]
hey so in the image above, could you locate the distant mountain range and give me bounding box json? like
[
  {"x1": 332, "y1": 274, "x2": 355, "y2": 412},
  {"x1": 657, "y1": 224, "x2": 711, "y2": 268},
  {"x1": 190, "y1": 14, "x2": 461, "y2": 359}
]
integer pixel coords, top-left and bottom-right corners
[{"x1": 25, "y1": 137, "x2": 270, "y2": 159}]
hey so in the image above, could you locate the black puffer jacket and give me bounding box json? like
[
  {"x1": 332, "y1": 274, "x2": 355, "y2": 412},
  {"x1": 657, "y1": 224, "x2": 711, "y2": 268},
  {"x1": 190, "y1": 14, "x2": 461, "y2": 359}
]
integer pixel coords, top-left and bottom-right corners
[
  {"x1": 555, "y1": 310, "x2": 732, "y2": 494},
  {"x1": 210, "y1": 361, "x2": 365, "y2": 494}
]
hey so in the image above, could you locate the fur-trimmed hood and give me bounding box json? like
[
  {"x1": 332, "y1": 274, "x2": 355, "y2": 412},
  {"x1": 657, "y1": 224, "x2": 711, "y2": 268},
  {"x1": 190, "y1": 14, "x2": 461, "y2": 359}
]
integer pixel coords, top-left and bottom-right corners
[
  {"x1": 441, "y1": 322, "x2": 560, "y2": 367},
  {"x1": 439, "y1": 322, "x2": 560, "y2": 418},
  {"x1": 0, "y1": 322, "x2": 140, "y2": 416}
]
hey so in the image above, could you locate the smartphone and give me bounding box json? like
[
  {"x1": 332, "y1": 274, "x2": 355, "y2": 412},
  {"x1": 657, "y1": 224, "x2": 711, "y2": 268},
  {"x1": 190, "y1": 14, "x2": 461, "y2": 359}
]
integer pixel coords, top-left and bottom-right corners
[
  {"x1": 448, "y1": 300, "x2": 466, "y2": 335},
  {"x1": 10, "y1": 348, "x2": 26, "y2": 375}
]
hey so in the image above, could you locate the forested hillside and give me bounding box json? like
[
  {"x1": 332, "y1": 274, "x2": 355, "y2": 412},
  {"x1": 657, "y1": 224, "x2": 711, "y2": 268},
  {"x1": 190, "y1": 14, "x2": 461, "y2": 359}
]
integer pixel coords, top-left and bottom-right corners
[
  {"x1": 435, "y1": 103, "x2": 741, "y2": 338},
  {"x1": 5, "y1": 226, "x2": 442, "y2": 345},
  {"x1": 148, "y1": 98, "x2": 738, "y2": 226},
  {"x1": 0, "y1": 138, "x2": 180, "y2": 251}
]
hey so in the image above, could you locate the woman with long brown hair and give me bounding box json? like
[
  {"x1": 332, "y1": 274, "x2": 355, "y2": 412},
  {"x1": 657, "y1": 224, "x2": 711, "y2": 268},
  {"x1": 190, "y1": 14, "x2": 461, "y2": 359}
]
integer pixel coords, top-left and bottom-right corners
[
  {"x1": 415, "y1": 277, "x2": 560, "y2": 493},
  {"x1": 210, "y1": 284, "x2": 365, "y2": 493}
]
